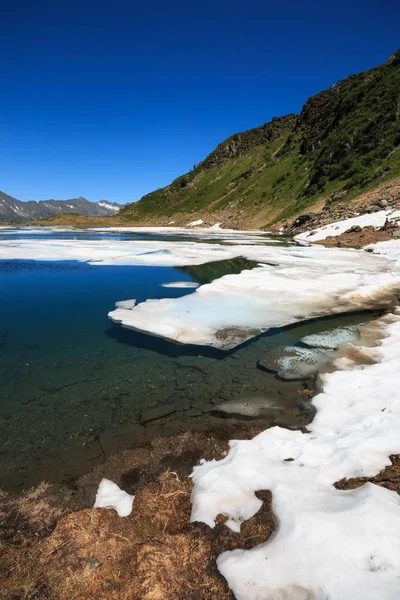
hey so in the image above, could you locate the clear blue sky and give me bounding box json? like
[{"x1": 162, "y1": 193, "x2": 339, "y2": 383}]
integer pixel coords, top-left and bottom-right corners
[{"x1": 1, "y1": 0, "x2": 399, "y2": 204}]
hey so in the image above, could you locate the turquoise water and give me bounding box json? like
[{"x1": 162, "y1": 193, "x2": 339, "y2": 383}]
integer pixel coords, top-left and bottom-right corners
[{"x1": 0, "y1": 230, "x2": 377, "y2": 490}]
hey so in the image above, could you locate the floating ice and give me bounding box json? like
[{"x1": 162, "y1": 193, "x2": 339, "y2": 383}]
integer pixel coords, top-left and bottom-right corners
[
  {"x1": 190, "y1": 311, "x2": 400, "y2": 600},
  {"x1": 161, "y1": 281, "x2": 199, "y2": 288},
  {"x1": 93, "y1": 478, "x2": 134, "y2": 517},
  {"x1": 115, "y1": 299, "x2": 136, "y2": 309},
  {"x1": 300, "y1": 325, "x2": 360, "y2": 349},
  {"x1": 2, "y1": 227, "x2": 400, "y2": 350},
  {"x1": 258, "y1": 346, "x2": 330, "y2": 379},
  {"x1": 109, "y1": 245, "x2": 400, "y2": 349}
]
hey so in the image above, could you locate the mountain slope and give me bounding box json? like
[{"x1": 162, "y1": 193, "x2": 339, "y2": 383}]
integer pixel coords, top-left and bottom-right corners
[
  {"x1": 119, "y1": 50, "x2": 400, "y2": 228},
  {"x1": 0, "y1": 192, "x2": 122, "y2": 222}
]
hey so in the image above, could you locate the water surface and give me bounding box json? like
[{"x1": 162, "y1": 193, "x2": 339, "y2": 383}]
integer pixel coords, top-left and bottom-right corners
[{"x1": 0, "y1": 229, "x2": 377, "y2": 490}]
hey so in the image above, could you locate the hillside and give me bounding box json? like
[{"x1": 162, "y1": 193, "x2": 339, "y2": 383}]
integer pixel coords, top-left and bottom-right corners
[
  {"x1": 117, "y1": 49, "x2": 400, "y2": 228},
  {"x1": 0, "y1": 191, "x2": 121, "y2": 223}
]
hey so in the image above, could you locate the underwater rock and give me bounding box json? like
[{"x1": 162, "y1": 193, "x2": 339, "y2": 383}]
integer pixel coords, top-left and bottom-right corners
[
  {"x1": 258, "y1": 346, "x2": 331, "y2": 380},
  {"x1": 215, "y1": 392, "x2": 285, "y2": 417},
  {"x1": 300, "y1": 326, "x2": 359, "y2": 349}
]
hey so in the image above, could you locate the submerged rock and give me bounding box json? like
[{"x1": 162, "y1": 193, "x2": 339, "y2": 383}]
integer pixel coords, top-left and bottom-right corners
[
  {"x1": 300, "y1": 326, "x2": 360, "y2": 349},
  {"x1": 258, "y1": 346, "x2": 331, "y2": 380},
  {"x1": 216, "y1": 392, "x2": 285, "y2": 418}
]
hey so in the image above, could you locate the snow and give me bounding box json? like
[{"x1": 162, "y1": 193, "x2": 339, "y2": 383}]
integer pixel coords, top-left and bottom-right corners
[
  {"x1": 98, "y1": 201, "x2": 120, "y2": 212},
  {"x1": 187, "y1": 219, "x2": 204, "y2": 227},
  {"x1": 160, "y1": 281, "x2": 199, "y2": 288},
  {"x1": 109, "y1": 244, "x2": 400, "y2": 348},
  {"x1": 366, "y1": 238, "x2": 400, "y2": 261},
  {"x1": 93, "y1": 478, "x2": 134, "y2": 517},
  {"x1": 190, "y1": 310, "x2": 400, "y2": 599},
  {"x1": 296, "y1": 209, "x2": 400, "y2": 242}
]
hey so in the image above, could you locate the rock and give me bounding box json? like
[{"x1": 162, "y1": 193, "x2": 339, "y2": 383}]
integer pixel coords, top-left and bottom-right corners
[
  {"x1": 99, "y1": 424, "x2": 145, "y2": 455},
  {"x1": 258, "y1": 346, "x2": 331, "y2": 380},
  {"x1": 184, "y1": 407, "x2": 204, "y2": 417},
  {"x1": 215, "y1": 392, "x2": 285, "y2": 418},
  {"x1": 331, "y1": 190, "x2": 347, "y2": 201},
  {"x1": 88, "y1": 558, "x2": 103, "y2": 570},
  {"x1": 292, "y1": 214, "x2": 312, "y2": 227},
  {"x1": 392, "y1": 229, "x2": 400, "y2": 239},
  {"x1": 377, "y1": 198, "x2": 389, "y2": 208},
  {"x1": 345, "y1": 225, "x2": 362, "y2": 234},
  {"x1": 140, "y1": 405, "x2": 177, "y2": 424}
]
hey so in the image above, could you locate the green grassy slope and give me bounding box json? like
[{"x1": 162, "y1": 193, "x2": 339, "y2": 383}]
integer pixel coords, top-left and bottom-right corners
[{"x1": 120, "y1": 50, "x2": 400, "y2": 226}]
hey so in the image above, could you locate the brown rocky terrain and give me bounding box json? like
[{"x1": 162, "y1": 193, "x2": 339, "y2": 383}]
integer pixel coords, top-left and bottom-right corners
[{"x1": 286, "y1": 177, "x2": 400, "y2": 236}]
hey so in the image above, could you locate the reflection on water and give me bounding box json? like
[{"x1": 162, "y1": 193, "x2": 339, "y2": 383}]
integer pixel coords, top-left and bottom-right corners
[{"x1": 178, "y1": 257, "x2": 260, "y2": 285}]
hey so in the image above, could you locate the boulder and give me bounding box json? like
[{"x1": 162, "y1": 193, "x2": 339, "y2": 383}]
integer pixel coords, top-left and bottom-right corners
[
  {"x1": 345, "y1": 225, "x2": 362, "y2": 234},
  {"x1": 292, "y1": 214, "x2": 312, "y2": 228}
]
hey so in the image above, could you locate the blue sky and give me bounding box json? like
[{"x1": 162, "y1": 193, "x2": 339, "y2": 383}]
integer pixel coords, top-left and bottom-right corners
[{"x1": 1, "y1": 0, "x2": 399, "y2": 204}]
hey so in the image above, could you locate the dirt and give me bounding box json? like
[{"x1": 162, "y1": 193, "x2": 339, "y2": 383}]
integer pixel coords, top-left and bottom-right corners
[
  {"x1": 286, "y1": 177, "x2": 400, "y2": 236},
  {"x1": 335, "y1": 454, "x2": 400, "y2": 494},
  {"x1": 315, "y1": 226, "x2": 396, "y2": 249}
]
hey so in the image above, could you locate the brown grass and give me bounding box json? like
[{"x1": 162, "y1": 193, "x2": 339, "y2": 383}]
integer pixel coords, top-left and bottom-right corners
[
  {"x1": 0, "y1": 431, "x2": 273, "y2": 600},
  {"x1": 335, "y1": 454, "x2": 400, "y2": 494}
]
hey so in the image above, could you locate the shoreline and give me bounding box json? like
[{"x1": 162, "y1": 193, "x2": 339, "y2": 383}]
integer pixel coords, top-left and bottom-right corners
[
  {"x1": 2, "y1": 306, "x2": 400, "y2": 599},
  {"x1": 2, "y1": 217, "x2": 400, "y2": 599}
]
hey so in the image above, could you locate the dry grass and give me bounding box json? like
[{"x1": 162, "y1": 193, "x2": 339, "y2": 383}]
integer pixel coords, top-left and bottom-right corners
[
  {"x1": 4, "y1": 425, "x2": 399, "y2": 599},
  {"x1": 335, "y1": 454, "x2": 400, "y2": 494},
  {"x1": 0, "y1": 431, "x2": 273, "y2": 600},
  {"x1": 0, "y1": 482, "x2": 75, "y2": 599}
]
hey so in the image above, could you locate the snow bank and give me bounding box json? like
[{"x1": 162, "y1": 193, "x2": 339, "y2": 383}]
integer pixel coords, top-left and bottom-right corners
[
  {"x1": 366, "y1": 238, "x2": 400, "y2": 262},
  {"x1": 109, "y1": 245, "x2": 400, "y2": 349},
  {"x1": 296, "y1": 209, "x2": 400, "y2": 242},
  {"x1": 190, "y1": 310, "x2": 400, "y2": 599},
  {"x1": 187, "y1": 219, "x2": 204, "y2": 227},
  {"x1": 93, "y1": 479, "x2": 134, "y2": 517}
]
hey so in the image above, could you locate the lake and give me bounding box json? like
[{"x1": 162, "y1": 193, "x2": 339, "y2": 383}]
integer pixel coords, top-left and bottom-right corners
[{"x1": 0, "y1": 228, "x2": 377, "y2": 490}]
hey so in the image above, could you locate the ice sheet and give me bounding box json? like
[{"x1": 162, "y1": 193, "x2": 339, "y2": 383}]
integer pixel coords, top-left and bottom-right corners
[{"x1": 109, "y1": 245, "x2": 400, "y2": 348}]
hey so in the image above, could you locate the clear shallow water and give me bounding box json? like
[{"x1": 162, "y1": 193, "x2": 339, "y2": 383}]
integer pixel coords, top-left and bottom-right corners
[{"x1": 0, "y1": 230, "x2": 379, "y2": 490}]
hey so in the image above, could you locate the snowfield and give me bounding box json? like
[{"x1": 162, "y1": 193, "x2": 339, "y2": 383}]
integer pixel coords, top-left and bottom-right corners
[
  {"x1": 187, "y1": 223, "x2": 400, "y2": 600},
  {"x1": 295, "y1": 208, "x2": 400, "y2": 242},
  {"x1": 190, "y1": 310, "x2": 400, "y2": 600}
]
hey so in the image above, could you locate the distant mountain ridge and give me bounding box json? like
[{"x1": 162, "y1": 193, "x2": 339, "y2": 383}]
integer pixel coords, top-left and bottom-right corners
[
  {"x1": 0, "y1": 192, "x2": 122, "y2": 222},
  {"x1": 118, "y1": 49, "x2": 400, "y2": 228}
]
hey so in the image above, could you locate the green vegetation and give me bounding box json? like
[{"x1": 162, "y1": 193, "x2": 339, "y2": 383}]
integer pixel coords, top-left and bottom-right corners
[{"x1": 120, "y1": 50, "x2": 400, "y2": 226}]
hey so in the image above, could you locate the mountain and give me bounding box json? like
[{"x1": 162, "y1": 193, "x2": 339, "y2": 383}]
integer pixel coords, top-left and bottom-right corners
[
  {"x1": 0, "y1": 192, "x2": 122, "y2": 223},
  {"x1": 118, "y1": 49, "x2": 400, "y2": 228}
]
